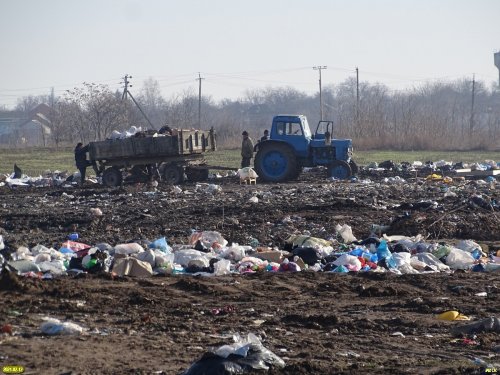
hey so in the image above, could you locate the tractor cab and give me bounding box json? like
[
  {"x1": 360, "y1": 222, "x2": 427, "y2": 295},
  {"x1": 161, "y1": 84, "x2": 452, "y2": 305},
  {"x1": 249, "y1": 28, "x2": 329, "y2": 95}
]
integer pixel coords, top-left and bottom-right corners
[{"x1": 270, "y1": 115, "x2": 311, "y2": 159}]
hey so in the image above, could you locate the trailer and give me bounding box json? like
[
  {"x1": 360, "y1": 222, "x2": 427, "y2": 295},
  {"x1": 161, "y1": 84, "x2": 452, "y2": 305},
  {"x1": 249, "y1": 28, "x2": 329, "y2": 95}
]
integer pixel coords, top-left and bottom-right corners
[{"x1": 88, "y1": 128, "x2": 217, "y2": 186}]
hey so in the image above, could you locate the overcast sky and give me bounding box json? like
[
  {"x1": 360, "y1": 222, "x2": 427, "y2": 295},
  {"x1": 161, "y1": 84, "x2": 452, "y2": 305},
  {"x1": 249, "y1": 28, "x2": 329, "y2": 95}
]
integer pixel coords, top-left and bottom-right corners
[{"x1": 1, "y1": 0, "x2": 499, "y2": 108}]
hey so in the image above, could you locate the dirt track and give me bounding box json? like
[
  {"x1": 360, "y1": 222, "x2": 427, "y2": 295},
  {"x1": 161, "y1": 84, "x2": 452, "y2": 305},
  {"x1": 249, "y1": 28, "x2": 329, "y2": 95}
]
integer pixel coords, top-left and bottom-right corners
[{"x1": 1, "y1": 170, "x2": 499, "y2": 374}]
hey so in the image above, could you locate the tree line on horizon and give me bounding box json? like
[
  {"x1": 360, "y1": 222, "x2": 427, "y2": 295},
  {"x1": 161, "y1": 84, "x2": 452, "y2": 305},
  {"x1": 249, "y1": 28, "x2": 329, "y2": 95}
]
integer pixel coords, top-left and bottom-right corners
[{"x1": 2, "y1": 77, "x2": 499, "y2": 151}]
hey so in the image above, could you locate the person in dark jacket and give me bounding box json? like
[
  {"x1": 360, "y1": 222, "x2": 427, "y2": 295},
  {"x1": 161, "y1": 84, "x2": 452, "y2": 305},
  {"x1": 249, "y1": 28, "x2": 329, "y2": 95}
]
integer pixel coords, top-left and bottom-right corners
[
  {"x1": 74, "y1": 143, "x2": 98, "y2": 185},
  {"x1": 241, "y1": 131, "x2": 254, "y2": 168},
  {"x1": 253, "y1": 129, "x2": 269, "y2": 152}
]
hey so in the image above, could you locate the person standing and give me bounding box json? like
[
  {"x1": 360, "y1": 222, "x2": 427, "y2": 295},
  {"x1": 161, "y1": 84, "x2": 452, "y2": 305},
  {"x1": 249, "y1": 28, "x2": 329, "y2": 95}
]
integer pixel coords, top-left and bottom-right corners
[
  {"x1": 241, "y1": 131, "x2": 254, "y2": 168},
  {"x1": 254, "y1": 129, "x2": 270, "y2": 152},
  {"x1": 74, "y1": 143, "x2": 98, "y2": 185}
]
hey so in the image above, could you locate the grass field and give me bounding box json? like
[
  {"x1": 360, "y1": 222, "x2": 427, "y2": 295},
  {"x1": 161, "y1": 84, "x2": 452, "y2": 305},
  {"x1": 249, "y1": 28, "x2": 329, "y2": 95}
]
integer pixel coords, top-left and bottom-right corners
[{"x1": 1, "y1": 147, "x2": 500, "y2": 176}]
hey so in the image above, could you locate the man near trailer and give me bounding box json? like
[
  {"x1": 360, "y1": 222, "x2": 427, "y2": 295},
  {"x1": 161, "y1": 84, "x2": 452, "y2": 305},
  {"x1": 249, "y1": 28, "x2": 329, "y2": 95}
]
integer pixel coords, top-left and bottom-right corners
[{"x1": 74, "y1": 143, "x2": 99, "y2": 186}]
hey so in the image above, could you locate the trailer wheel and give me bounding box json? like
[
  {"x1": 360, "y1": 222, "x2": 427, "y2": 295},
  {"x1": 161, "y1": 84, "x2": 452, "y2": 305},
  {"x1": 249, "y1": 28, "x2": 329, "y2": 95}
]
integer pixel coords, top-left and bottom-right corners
[
  {"x1": 163, "y1": 165, "x2": 184, "y2": 185},
  {"x1": 102, "y1": 167, "x2": 123, "y2": 187},
  {"x1": 185, "y1": 167, "x2": 209, "y2": 182}
]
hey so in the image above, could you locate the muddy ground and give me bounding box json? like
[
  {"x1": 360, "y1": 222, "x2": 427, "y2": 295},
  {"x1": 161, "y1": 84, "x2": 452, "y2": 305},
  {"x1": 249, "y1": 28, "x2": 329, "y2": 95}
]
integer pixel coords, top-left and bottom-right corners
[{"x1": 0, "y1": 169, "x2": 499, "y2": 374}]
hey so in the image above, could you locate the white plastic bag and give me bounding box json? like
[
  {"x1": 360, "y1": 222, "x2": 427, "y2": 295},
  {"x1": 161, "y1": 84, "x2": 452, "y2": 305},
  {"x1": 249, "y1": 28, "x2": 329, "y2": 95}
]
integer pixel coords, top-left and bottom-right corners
[
  {"x1": 174, "y1": 249, "x2": 212, "y2": 268},
  {"x1": 335, "y1": 224, "x2": 357, "y2": 243},
  {"x1": 333, "y1": 254, "x2": 361, "y2": 270},
  {"x1": 114, "y1": 243, "x2": 144, "y2": 255},
  {"x1": 237, "y1": 167, "x2": 258, "y2": 179},
  {"x1": 446, "y1": 248, "x2": 475, "y2": 270},
  {"x1": 214, "y1": 259, "x2": 231, "y2": 276},
  {"x1": 222, "y1": 245, "x2": 246, "y2": 261},
  {"x1": 134, "y1": 249, "x2": 156, "y2": 267},
  {"x1": 41, "y1": 317, "x2": 84, "y2": 335}
]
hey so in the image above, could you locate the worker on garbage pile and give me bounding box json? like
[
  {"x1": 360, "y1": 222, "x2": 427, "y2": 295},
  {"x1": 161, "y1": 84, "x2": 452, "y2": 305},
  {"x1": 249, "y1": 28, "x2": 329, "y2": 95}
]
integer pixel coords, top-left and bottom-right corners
[
  {"x1": 241, "y1": 131, "x2": 254, "y2": 168},
  {"x1": 253, "y1": 129, "x2": 269, "y2": 152},
  {"x1": 74, "y1": 143, "x2": 99, "y2": 186}
]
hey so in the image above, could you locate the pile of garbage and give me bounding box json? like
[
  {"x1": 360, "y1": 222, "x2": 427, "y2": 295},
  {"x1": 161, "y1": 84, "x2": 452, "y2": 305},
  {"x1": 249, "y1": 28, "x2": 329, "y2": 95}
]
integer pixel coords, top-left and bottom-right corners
[
  {"x1": 0, "y1": 169, "x2": 75, "y2": 188},
  {"x1": 362, "y1": 159, "x2": 500, "y2": 178},
  {"x1": 1, "y1": 224, "x2": 499, "y2": 278}
]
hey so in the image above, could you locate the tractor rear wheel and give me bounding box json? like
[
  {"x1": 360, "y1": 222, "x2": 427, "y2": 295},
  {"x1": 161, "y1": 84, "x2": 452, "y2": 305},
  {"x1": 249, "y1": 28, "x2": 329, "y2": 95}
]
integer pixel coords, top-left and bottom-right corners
[
  {"x1": 102, "y1": 167, "x2": 123, "y2": 187},
  {"x1": 328, "y1": 160, "x2": 352, "y2": 180},
  {"x1": 254, "y1": 143, "x2": 297, "y2": 182}
]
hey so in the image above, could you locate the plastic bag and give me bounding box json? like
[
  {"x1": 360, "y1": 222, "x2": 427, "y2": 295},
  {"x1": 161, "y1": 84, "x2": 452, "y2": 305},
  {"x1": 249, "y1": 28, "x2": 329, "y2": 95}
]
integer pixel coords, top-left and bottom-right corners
[
  {"x1": 148, "y1": 237, "x2": 169, "y2": 252},
  {"x1": 414, "y1": 253, "x2": 450, "y2": 272},
  {"x1": 335, "y1": 224, "x2": 357, "y2": 243},
  {"x1": 189, "y1": 231, "x2": 228, "y2": 249},
  {"x1": 182, "y1": 333, "x2": 284, "y2": 375},
  {"x1": 41, "y1": 317, "x2": 84, "y2": 335},
  {"x1": 221, "y1": 245, "x2": 246, "y2": 262},
  {"x1": 134, "y1": 249, "x2": 156, "y2": 267},
  {"x1": 237, "y1": 167, "x2": 258, "y2": 179},
  {"x1": 445, "y1": 248, "x2": 475, "y2": 270},
  {"x1": 38, "y1": 260, "x2": 66, "y2": 274},
  {"x1": 114, "y1": 243, "x2": 144, "y2": 255},
  {"x1": 214, "y1": 259, "x2": 231, "y2": 276},
  {"x1": 174, "y1": 249, "x2": 212, "y2": 268},
  {"x1": 333, "y1": 254, "x2": 361, "y2": 271},
  {"x1": 286, "y1": 235, "x2": 331, "y2": 249},
  {"x1": 0, "y1": 235, "x2": 4, "y2": 250}
]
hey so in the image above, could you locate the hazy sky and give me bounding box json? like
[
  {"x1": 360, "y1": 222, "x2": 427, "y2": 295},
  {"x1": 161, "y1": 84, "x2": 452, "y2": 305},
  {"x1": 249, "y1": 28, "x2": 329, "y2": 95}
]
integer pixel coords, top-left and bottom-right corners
[{"x1": 1, "y1": 0, "x2": 499, "y2": 108}]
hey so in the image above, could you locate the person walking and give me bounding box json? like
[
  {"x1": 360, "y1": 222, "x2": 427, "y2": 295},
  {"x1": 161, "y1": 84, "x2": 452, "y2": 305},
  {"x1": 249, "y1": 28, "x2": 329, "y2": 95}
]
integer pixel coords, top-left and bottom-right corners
[{"x1": 241, "y1": 131, "x2": 254, "y2": 168}]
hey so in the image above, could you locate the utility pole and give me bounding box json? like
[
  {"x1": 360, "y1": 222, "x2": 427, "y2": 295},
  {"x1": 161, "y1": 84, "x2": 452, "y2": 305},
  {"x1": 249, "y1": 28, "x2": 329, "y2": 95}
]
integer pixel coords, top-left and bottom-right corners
[
  {"x1": 196, "y1": 73, "x2": 204, "y2": 128},
  {"x1": 356, "y1": 67, "x2": 360, "y2": 126},
  {"x1": 469, "y1": 73, "x2": 475, "y2": 138},
  {"x1": 121, "y1": 74, "x2": 156, "y2": 129},
  {"x1": 313, "y1": 66, "x2": 327, "y2": 120},
  {"x1": 122, "y1": 74, "x2": 131, "y2": 100}
]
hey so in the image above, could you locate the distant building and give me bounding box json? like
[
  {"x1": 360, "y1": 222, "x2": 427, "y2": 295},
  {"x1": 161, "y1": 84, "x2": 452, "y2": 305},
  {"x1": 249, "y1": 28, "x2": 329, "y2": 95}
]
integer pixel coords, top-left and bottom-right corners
[{"x1": 0, "y1": 104, "x2": 52, "y2": 146}]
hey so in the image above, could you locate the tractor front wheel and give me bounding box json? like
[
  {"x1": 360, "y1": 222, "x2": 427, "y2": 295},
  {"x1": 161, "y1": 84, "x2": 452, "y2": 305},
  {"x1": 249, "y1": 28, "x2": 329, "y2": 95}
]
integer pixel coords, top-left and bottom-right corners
[{"x1": 328, "y1": 160, "x2": 352, "y2": 180}]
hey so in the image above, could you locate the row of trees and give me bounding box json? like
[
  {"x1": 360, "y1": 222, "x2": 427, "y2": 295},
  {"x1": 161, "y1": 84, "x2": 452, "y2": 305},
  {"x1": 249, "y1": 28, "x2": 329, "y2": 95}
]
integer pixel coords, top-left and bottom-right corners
[{"x1": 4, "y1": 77, "x2": 500, "y2": 150}]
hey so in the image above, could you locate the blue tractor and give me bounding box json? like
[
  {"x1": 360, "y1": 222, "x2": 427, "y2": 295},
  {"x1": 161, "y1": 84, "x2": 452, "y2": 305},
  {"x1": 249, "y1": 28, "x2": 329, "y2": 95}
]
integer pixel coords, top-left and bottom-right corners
[{"x1": 254, "y1": 114, "x2": 357, "y2": 182}]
